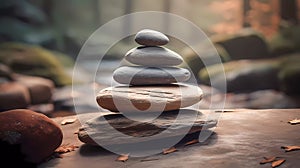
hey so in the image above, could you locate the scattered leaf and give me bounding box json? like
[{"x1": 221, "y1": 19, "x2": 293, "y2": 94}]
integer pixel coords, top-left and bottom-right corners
[
  {"x1": 271, "y1": 159, "x2": 285, "y2": 168},
  {"x1": 61, "y1": 118, "x2": 77, "y2": 125},
  {"x1": 288, "y1": 119, "x2": 300, "y2": 125},
  {"x1": 260, "y1": 156, "x2": 277, "y2": 164},
  {"x1": 184, "y1": 139, "x2": 199, "y2": 146},
  {"x1": 116, "y1": 154, "x2": 129, "y2": 162},
  {"x1": 162, "y1": 147, "x2": 177, "y2": 155},
  {"x1": 55, "y1": 144, "x2": 79, "y2": 154},
  {"x1": 281, "y1": 145, "x2": 300, "y2": 152}
]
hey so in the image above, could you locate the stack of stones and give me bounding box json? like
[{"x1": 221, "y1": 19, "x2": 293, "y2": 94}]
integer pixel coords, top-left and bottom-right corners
[
  {"x1": 97, "y1": 29, "x2": 203, "y2": 113},
  {"x1": 77, "y1": 30, "x2": 215, "y2": 148}
]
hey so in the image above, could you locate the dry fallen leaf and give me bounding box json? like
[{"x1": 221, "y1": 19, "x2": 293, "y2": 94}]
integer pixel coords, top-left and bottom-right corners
[
  {"x1": 61, "y1": 118, "x2": 77, "y2": 125},
  {"x1": 184, "y1": 139, "x2": 199, "y2": 146},
  {"x1": 271, "y1": 159, "x2": 285, "y2": 168},
  {"x1": 281, "y1": 145, "x2": 300, "y2": 152},
  {"x1": 260, "y1": 156, "x2": 277, "y2": 164},
  {"x1": 162, "y1": 147, "x2": 177, "y2": 155},
  {"x1": 55, "y1": 144, "x2": 79, "y2": 154},
  {"x1": 288, "y1": 119, "x2": 300, "y2": 125},
  {"x1": 116, "y1": 154, "x2": 129, "y2": 162}
]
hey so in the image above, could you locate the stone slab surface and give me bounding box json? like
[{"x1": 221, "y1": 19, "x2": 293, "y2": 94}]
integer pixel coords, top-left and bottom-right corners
[{"x1": 40, "y1": 109, "x2": 300, "y2": 168}]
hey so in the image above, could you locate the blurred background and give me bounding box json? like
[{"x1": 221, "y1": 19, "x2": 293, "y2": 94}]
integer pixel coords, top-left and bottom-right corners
[{"x1": 0, "y1": 0, "x2": 300, "y2": 115}]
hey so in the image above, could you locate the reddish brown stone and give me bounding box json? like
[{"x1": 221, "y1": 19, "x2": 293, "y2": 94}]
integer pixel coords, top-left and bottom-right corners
[
  {"x1": 0, "y1": 109, "x2": 63, "y2": 163},
  {"x1": 96, "y1": 84, "x2": 203, "y2": 113},
  {"x1": 15, "y1": 75, "x2": 54, "y2": 105},
  {"x1": 0, "y1": 82, "x2": 30, "y2": 111}
]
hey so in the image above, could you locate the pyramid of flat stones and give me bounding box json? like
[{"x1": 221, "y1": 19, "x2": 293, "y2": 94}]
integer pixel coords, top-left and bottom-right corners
[{"x1": 97, "y1": 29, "x2": 203, "y2": 113}]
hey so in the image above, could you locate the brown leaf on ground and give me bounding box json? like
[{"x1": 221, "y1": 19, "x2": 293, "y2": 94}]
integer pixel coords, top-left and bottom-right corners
[
  {"x1": 288, "y1": 118, "x2": 300, "y2": 125},
  {"x1": 162, "y1": 147, "x2": 177, "y2": 155},
  {"x1": 260, "y1": 156, "x2": 277, "y2": 164},
  {"x1": 61, "y1": 118, "x2": 77, "y2": 125},
  {"x1": 55, "y1": 144, "x2": 79, "y2": 154},
  {"x1": 271, "y1": 159, "x2": 285, "y2": 168},
  {"x1": 281, "y1": 145, "x2": 300, "y2": 152},
  {"x1": 184, "y1": 139, "x2": 199, "y2": 146},
  {"x1": 116, "y1": 154, "x2": 129, "y2": 162}
]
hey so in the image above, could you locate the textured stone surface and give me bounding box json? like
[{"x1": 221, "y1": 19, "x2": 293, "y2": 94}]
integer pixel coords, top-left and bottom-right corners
[
  {"x1": 96, "y1": 83, "x2": 203, "y2": 112},
  {"x1": 113, "y1": 66, "x2": 190, "y2": 85},
  {"x1": 125, "y1": 46, "x2": 183, "y2": 66},
  {"x1": 0, "y1": 109, "x2": 63, "y2": 163},
  {"x1": 77, "y1": 109, "x2": 217, "y2": 146},
  {"x1": 41, "y1": 109, "x2": 300, "y2": 168},
  {"x1": 135, "y1": 29, "x2": 169, "y2": 46}
]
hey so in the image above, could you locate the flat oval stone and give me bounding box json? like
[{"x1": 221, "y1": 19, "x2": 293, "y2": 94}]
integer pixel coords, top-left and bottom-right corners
[
  {"x1": 135, "y1": 29, "x2": 169, "y2": 46},
  {"x1": 125, "y1": 46, "x2": 183, "y2": 66},
  {"x1": 96, "y1": 83, "x2": 203, "y2": 112},
  {"x1": 113, "y1": 66, "x2": 190, "y2": 85},
  {"x1": 77, "y1": 109, "x2": 217, "y2": 146}
]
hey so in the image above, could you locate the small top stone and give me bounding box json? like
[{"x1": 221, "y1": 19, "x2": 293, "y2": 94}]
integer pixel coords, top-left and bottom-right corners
[{"x1": 135, "y1": 29, "x2": 169, "y2": 46}]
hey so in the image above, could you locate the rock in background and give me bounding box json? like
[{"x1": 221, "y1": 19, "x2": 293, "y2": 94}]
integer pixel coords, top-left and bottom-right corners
[
  {"x1": 182, "y1": 28, "x2": 300, "y2": 99},
  {"x1": 0, "y1": 42, "x2": 72, "y2": 87}
]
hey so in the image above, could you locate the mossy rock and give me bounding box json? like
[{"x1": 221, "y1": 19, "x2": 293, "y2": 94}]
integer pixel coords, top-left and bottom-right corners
[
  {"x1": 199, "y1": 53, "x2": 300, "y2": 94},
  {"x1": 278, "y1": 54, "x2": 300, "y2": 95},
  {"x1": 211, "y1": 28, "x2": 270, "y2": 60},
  {"x1": 268, "y1": 24, "x2": 300, "y2": 56},
  {"x1": 181, "y1": 42, "x2": 230, "y2": 80},
  {"x1": 278, "y1": 64, "x2": 300, "y2": 95},
  {"x1": 267, "y1": 31, "x2": 295, "y2": 56},
  {"x1": 199, "y1": 59, "x2": 280, "y2": 93},
  {"x1": 0, "y1": 42, "x2": 72, "y2": 87}
]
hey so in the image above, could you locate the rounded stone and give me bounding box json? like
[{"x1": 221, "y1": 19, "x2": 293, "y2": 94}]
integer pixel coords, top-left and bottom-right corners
[
  {"x1": 0, "y1": 82, "x2": 30, "y2": 111},
  {"x1": 125, "y1": 46, "x2": 183, "y2": 66},
  {"x1": 15, "y1": 75, "x2": 54, "y2": 105},
  {"x1": 0, "y1": 109, "x2": 63, "y2": 163},
  {"x1": 135, "y1": 29, "x2": 169, "y2": 46},
  {"x1": 96, "y1": 83, "x2": 203, "y2": 112},
  {"x1": 113, "y1": 66, "x2": 191, "y2": 85}
]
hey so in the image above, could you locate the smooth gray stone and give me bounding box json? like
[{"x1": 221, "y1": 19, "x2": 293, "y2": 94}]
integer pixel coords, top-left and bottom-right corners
[
  {"x1": 135, "y1": 29, "x2": 169, "y2": 46},
  {"x1": 113, "y1": 66, "x2": 191, "y2": 85},
  {"x1": 125, "y1": 46, "x2": 183, "y2": 66}
]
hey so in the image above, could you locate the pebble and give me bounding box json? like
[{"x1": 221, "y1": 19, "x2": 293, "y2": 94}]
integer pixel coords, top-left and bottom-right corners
[
  {"x1": 96, "y1": 83, "x2": 203, "y2": 112},
  {"x1": 113, "y1": 66, "x2": 190, "y2": 85},
  {"x1": 125, "y1": 46, "x2": 183, "y2": 66},
  {"x1": 135, "y1": 29, "x2": 169, "y2": 46}
]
